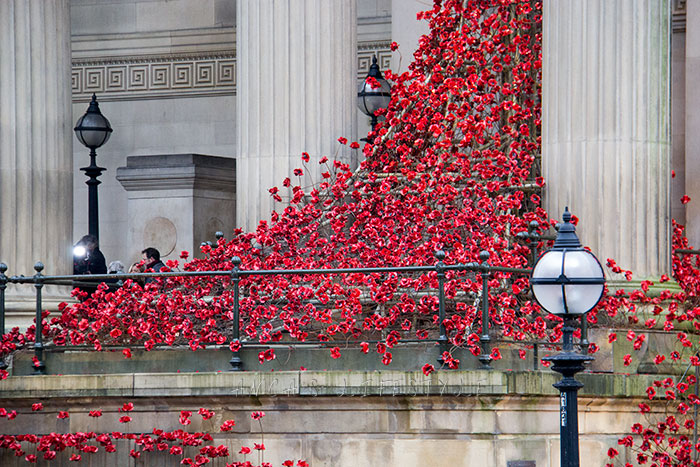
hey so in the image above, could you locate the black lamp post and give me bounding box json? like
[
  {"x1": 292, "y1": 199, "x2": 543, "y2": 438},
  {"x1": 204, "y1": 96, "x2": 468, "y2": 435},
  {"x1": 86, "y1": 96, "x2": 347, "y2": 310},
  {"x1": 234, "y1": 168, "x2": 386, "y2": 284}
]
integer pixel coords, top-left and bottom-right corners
[
  {"x1": 357, "y1": 55, "x2": 391, "y2": 134},
  {"x1": 74, "y1": 94, "x2": 112, "y2": 241},
  {"x1": 529, "y1": 207, "x2": 605, "y2": 467}
]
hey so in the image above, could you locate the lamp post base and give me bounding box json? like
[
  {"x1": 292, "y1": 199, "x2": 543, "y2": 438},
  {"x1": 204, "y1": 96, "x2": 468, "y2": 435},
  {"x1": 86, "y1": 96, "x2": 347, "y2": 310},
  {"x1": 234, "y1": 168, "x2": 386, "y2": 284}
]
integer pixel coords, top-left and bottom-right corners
[{"x1": 544, "y1": 351, "x2": 593, "y2": 467}]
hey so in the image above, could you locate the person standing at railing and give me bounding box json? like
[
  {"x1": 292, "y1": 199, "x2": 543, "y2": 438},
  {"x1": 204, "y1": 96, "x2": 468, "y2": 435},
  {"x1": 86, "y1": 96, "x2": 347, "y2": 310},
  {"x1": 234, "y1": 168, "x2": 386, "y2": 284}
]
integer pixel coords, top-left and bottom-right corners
[
  {"x1": 107, "y1": 261, "x2": 125, "y2": 274},
  {"x1": 141, "y1": 247, "x2": 165, "y2": 272},
  {"x1": 72, "y1": 235, "x2": 107, "y2": 297},
  {"x1": 141, "y1": 247, "x2": 166, "y2": 285},
  {"x1": 73, "y1": 235, "x2": 107, "y2": 276}
]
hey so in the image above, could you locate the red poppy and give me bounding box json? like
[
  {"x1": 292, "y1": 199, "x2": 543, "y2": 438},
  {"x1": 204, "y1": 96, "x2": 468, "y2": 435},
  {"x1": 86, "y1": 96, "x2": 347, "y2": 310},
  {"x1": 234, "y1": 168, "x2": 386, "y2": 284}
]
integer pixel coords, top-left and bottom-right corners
[{"x1": 220, "y1": 420, "x2": 236, "y2": 432}]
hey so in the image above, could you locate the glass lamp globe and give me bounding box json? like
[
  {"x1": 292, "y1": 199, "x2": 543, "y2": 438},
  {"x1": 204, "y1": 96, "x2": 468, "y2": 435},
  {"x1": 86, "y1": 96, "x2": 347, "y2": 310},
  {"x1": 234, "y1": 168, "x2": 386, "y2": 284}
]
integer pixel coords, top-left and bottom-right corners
[
  {"x1": 530, "y1": 208, "x2": 605, "y2": 316},
  {"x1": 357, "y1": 56, "x2": 391, "y2": 119},
  {"x1": 74, "y1": 94, "x2": 112, "y2": 150}
]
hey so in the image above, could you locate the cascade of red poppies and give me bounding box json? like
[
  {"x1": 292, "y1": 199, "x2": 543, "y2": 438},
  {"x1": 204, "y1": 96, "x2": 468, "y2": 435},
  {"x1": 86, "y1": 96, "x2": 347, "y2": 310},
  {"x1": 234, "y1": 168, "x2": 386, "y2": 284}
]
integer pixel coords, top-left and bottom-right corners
[
  {"x1": 0, "y1": 0, "x2": 550, "y2": 369},
  {"x1": 3, "y1": 0, "x2": 700, "y2": 465}
]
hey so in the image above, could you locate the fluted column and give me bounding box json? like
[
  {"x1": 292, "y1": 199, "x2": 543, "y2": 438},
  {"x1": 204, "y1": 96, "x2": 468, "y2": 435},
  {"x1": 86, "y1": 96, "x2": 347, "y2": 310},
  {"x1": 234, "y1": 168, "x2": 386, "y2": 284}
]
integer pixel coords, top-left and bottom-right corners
[
  {"x1": 543, "y1": 0, "x2": 671, "y2": 279},
  {"x1": 685, "y1": 0, "x2": 700, "y2": 247},
  {"x1": 0, "y1": 0, "x2": 73, "y2": 277},
  {"x1": 236, "y1": 0, "x2": 357, "y2": 232}
]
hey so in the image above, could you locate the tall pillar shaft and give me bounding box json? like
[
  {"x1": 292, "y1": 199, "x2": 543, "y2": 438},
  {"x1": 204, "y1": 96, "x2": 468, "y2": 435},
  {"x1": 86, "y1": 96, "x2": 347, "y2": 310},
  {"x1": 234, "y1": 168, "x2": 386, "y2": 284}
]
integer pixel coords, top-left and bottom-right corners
[
  {"x1": 236, "y1": 0, "x2": 357, "y2": 232},
  {"x1": 0, "y1": 0, "x2": 73, "y2": 276},
  {"x1": 543, "y1": 0, "x2": 671, "y2": 279},
  {"x1": 685, "y1": 1, "x2": 700, "y2": 247}
]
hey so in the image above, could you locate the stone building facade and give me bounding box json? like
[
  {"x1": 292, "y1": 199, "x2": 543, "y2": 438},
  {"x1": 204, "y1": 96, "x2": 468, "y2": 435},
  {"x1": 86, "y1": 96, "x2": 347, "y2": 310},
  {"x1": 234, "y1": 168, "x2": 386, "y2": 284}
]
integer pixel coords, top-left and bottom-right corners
[
  {"x1": 1, "y1": 0, "x2": 695, "y2": 280},
  {"x1": 0, "y1": 1, "x2": 697, "y2": 466}
]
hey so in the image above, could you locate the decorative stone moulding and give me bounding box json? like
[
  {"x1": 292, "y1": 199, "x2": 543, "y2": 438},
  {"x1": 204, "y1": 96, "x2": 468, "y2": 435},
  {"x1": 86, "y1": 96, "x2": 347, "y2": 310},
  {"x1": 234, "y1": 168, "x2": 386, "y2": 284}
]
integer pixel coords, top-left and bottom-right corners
[
  {"x1": 71, "y1": 43, "x2": 392, "y2": 102},
  {"x1": 71, "y1": 52, "x2": 237, "y2": 101},
  {"x1": 358, "y1": 41, "x2": 392, "y2": 79}
]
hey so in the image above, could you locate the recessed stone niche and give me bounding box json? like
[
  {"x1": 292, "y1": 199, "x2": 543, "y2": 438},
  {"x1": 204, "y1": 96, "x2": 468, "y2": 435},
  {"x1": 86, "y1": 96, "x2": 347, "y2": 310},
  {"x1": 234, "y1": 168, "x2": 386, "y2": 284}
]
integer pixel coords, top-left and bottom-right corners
[{"x1": 116, "y1": 154, "x2": 236, "y2": 265}]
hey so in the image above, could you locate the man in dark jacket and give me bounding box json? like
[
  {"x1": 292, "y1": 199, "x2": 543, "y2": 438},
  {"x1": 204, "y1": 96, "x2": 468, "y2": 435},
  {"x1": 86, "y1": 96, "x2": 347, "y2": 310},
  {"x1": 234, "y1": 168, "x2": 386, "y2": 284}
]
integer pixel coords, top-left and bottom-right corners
[{"x1": 141, "y1": 247, "x2": 165, "y2": 272}]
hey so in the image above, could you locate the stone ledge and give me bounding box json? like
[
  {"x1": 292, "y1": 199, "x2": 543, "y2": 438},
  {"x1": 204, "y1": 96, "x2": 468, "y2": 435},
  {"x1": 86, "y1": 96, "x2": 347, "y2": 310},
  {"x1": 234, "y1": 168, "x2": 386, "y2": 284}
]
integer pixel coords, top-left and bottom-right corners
[
  {"x1": 116, "y1": 153, "x2": 236, "y2": 192},
  {"x1": 0, "y1": 370, "x2": 664, "y2": 399}
]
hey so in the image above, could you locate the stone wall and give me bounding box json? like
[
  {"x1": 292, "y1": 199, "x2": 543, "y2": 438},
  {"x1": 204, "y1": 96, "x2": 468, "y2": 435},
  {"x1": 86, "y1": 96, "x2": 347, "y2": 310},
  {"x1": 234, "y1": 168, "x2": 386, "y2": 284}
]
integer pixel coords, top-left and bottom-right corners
[{"x1": 0, "y1": 370, "x2": 658, "y2": 466}]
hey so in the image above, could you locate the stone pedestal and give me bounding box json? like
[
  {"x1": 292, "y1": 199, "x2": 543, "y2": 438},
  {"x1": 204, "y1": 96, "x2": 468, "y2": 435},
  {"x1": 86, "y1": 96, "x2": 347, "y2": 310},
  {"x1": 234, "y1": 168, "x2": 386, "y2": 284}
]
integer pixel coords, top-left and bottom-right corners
[
  {"x1": 116, "y1": 154, "x2": 236, "y2": 266},
  {"x1": 0, "y1": 0, "x2": 73, "y2": 277},
  {"x1": 236, "y1": 0, "x2": 357, "y2": 232},
  {"x1": 542, "y1": 0, "x2": 671, "y2": 279}
]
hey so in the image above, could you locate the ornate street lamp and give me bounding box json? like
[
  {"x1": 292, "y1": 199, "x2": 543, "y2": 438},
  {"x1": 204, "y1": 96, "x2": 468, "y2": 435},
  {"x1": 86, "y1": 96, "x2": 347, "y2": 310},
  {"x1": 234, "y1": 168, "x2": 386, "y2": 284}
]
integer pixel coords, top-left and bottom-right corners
[
  {"x1": 74, "y1": 94, "x2": 112, "y2": 241},
  {"x1": 529, "y1": 207, "x2": 605, "y2": 467},
  {"x1": 357, "y1": 55, "x2": 391, "y2": 133}
]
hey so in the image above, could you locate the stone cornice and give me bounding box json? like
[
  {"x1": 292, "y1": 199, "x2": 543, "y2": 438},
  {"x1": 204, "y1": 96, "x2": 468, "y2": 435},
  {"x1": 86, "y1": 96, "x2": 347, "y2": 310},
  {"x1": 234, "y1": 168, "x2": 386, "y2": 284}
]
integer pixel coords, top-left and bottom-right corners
[
  {"x1": 116, "y1": 166, "x2": 236, "y2": 192},
  {"x1": 116, "y1": 154, "x2": 236, "y2": 192},
  {"x1": 72, "y1": 50, "x2": 236, "y2": 67},
  {"x1": 358, "y1": 40, "x2": 391, "y2": 51}
]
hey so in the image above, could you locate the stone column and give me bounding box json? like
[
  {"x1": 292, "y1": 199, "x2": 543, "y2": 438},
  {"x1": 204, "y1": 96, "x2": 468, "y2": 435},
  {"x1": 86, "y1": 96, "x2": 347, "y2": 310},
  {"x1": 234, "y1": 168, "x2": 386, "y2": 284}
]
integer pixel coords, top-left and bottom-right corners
[
  {"x1": 684, "y1": 0, "x2": 700, "y2": 247},
  {"x1": 0, "y1": 0, "x2": 73, "y2": 277},
  {"x1": 236, "y1": 0, "x2": 357, "y2": 232},
  {"x1": 543, "y1": 0, "x2": 671, "y2": 279}
]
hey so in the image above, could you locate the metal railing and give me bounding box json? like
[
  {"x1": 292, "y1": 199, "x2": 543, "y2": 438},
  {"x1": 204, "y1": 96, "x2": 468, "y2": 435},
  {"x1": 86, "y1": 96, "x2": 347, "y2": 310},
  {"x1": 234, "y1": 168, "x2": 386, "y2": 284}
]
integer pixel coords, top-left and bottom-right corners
[
  {"x1": 2, "y1": 243, "x2": 565, "y2": 375},
  {"x1": 0, "y1": 252, "x2": 536, "y2": 375},
  {"x1": 675, "y1": 248, "x2": 700, "y2": 256}
]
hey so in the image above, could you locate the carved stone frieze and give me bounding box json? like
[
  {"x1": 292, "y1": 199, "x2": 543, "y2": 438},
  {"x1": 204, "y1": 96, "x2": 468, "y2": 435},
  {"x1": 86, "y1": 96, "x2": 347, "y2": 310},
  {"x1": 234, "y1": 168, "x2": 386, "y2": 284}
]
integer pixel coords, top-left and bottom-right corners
[
  {"x1": 358, "y1": 40, "x2": 392, "y2": 78},
  {"x1": 72, "y1": 52, "x2": 236, "y2": 101},
  {"x1": 72, "y1": 42, "x2": 393, "y2": 101}
]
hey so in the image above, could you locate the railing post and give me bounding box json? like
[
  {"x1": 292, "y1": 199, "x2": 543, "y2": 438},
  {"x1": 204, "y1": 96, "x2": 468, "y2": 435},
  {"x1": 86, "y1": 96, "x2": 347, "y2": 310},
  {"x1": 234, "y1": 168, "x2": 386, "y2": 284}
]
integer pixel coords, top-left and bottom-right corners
[
  {"x1": 478, "y1": 250, "x2": 493, "y2": 369},
  {"x1": 435, "y1": 250, "x2": 448, "y2": 366},
  {"x1": 0, "y1": 263, "x2": 7, "y2": 370},
  {"x1": 528, "y1": 220, "x2": 540, "y2": 265},
  {"x1": 517, "y1": 220, "x2": 541, "y2": 266},
  {"x1": 33, "y1": 262, "x2": 46, "y2": 375},
  {"x1": 580, "y1": 316, "x2": 589, "y2": 355},
  {"x1": 0, "y1": 263, "x2": 7, "y2": 335},
  {"x1": 229, "y1": 256, "x2": 243, "y2": 371},
  {"x1": 694, "y1": 361, "x2": 699, "y2": 463},
  {"x1": 533, "y1": 343, "x2": 539, "y2": 370}
]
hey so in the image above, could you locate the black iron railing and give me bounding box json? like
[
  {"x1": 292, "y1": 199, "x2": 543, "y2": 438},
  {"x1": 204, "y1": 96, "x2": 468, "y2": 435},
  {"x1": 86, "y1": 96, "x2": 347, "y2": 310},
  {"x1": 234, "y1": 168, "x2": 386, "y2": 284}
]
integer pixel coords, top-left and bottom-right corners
[{"x1": 0, "y1": 250, "x2": 546, "y2": 375}]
